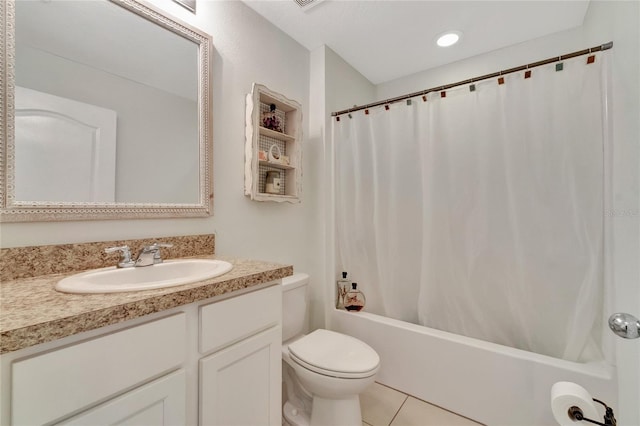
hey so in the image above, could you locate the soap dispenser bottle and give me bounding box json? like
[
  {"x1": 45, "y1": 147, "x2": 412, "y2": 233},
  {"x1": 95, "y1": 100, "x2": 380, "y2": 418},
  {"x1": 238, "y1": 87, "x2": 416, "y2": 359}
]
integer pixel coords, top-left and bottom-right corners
[
  {"x1": 345, "y1": 283, "x2": 366, "y2": 312},
  {"x1": 336, "y1": 272, "x2": 350, "y2": 309}
]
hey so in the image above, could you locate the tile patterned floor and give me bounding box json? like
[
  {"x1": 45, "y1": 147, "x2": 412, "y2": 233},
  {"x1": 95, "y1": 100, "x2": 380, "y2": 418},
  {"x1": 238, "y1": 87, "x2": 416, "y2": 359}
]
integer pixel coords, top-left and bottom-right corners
[{"x1": 360, "y1": 382, "x2": 483, "y2": 426}]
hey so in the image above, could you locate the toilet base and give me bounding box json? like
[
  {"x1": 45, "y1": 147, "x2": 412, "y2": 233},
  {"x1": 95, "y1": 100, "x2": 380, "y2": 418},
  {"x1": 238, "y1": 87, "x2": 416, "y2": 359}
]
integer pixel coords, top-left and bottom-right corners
[
  {"x1": 283, "y1": 394, "x2": 363, "y2": 426},
  {"x1": 310, "y1": 395, "x2": 362, "y2": 426},
  {"x1": 283, "y1": 400, "x2": 310, "y2": 426}
]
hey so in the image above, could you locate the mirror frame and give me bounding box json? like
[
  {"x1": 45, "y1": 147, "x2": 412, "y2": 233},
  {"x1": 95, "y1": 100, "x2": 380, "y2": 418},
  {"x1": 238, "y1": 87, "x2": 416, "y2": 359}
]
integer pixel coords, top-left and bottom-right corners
[{"x1": 0, "y1": 0, "x2": 213, "y2": 222}]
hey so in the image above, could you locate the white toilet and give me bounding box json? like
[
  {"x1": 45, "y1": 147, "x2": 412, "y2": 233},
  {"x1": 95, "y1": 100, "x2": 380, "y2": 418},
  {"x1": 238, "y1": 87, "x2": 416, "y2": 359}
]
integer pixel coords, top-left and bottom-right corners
[{"x1": 282, "y1": 273, "x2": 380, "y2": 426}]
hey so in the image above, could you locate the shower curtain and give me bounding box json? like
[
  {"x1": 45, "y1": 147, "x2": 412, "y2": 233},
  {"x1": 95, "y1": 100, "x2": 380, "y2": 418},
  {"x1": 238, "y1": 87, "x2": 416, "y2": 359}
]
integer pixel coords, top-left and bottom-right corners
[{"x1": 334, "y1": 52, "x2": 610, "y2": 362}]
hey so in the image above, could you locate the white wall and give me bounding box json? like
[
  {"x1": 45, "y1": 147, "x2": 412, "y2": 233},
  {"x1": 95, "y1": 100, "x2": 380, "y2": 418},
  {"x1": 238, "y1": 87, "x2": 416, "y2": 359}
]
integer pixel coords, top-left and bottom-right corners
[
  {"x1": 308, "y1": 46, "x2": 327, "y2": 331},
  {"x1": 1, "y1": 1, "x2": 322, "y2": 300},
  {"x1": 324, "y1": 47, "x2": 377, "y2": 114},
  {"x1": 370, "y1": 1, "x2": 639, "y2": 423}
]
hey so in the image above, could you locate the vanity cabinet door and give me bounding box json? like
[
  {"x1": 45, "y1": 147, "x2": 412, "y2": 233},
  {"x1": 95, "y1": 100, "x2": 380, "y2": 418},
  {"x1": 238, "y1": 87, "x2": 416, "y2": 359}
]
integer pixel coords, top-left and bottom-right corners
[
  {"x1": 200, "y1": 326, "x2": 281, "y2": 426},
  {"x1": 57, "y1": 369, "x2": 186, "y2": 426}
]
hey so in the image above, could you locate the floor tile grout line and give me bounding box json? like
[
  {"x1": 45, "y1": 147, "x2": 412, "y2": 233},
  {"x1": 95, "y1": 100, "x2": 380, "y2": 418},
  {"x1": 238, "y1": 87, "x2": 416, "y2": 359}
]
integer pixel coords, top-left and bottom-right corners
[
  {"x1": 387, "y1": 394, "x2": 409, "y2": 426},
  {"x1": 405, "y1": 395, "x2": 485, "y2": 425},
  {"x1": 372, "y1": 381, "x2": 484, "y2": 426},
  {"x1": 374, "y1": 381, "x2": 407, "y2": 395}
]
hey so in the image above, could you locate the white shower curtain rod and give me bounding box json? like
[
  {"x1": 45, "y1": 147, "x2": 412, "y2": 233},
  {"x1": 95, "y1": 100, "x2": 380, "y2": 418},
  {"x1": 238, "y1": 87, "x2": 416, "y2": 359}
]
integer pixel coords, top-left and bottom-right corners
[{"x1": 331, "y1": 41, "x2": 613, "y2": 117}]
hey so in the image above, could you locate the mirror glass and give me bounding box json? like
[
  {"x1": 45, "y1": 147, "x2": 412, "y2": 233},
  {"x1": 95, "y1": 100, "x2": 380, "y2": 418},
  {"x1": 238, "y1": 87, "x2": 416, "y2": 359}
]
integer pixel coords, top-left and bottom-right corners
[{"x1": 1, "y1": 0, "x2": 212, "y2": 221}]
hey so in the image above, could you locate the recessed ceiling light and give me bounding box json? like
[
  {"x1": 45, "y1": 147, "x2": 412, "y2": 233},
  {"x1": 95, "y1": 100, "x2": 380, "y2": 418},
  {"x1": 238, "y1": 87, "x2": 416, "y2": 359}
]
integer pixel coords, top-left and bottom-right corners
[{"x1": 437, "y1": 31, "x2": 462, "y2": 47}]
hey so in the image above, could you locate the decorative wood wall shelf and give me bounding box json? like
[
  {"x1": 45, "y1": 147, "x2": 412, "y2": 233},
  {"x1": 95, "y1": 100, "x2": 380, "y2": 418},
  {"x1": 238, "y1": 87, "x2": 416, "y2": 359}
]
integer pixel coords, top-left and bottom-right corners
[{"x1": 244, "y1": 84, "x2": 302, "y2": 203}]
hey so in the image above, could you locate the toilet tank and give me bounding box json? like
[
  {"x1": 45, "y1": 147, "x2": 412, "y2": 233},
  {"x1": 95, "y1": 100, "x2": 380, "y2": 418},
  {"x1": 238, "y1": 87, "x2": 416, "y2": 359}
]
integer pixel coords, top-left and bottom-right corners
[{"x1": 282, "y1": 273, "x2": 309, "y2": 341}]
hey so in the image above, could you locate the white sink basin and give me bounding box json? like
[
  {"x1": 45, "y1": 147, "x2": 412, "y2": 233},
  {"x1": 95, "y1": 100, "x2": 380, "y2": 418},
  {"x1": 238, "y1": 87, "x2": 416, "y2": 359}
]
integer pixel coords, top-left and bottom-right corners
[{"x1": 56, "y1": 259, "x2": 233, "y2": 294}]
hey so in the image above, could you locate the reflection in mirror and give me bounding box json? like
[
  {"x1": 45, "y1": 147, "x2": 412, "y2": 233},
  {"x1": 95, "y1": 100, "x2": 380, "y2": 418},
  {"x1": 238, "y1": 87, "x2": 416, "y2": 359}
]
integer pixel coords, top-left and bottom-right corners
[
  {"x1": 15, "y1": 86, "x2": 118, "y2": 202},
  {"x1": 0, "y1": 0, "x2": 212, "y2": 221}
]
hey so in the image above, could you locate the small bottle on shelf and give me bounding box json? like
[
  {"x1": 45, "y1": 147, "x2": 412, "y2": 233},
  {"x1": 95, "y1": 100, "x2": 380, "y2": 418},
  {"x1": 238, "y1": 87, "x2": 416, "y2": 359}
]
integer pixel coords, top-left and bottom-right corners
[
  {"x1": 345, "y1": 283, "x2": 366, "y2": 312},
  {"x1": 336, "y1": 272, "x2": 350, "y2": 309}
]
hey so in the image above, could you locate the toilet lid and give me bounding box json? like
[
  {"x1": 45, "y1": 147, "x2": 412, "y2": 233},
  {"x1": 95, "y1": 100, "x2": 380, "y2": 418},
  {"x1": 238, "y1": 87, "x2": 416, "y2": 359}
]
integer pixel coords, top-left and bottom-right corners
[{"x1": 288, "y1": 329, "x2": 380, "y2": 377}]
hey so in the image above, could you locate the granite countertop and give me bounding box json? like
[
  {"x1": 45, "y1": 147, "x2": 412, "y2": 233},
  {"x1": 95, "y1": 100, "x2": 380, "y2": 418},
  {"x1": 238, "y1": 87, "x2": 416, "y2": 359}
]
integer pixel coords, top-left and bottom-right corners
[{"x1": 0, "y1": 255, "x2": 293, "y2": 354}]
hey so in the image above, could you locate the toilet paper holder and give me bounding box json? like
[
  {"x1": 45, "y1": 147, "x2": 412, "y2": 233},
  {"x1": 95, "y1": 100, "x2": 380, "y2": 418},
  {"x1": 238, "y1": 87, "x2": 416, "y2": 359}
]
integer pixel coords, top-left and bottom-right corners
[{"x1": 567, "y1": 398, "x2": 616, "y2": 426}]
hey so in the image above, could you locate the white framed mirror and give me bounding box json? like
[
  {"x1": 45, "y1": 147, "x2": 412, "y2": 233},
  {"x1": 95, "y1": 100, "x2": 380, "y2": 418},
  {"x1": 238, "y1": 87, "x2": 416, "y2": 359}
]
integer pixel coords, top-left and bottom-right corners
[{"x1": 0, "y1": 0, "x2": 213, "y2": 222}]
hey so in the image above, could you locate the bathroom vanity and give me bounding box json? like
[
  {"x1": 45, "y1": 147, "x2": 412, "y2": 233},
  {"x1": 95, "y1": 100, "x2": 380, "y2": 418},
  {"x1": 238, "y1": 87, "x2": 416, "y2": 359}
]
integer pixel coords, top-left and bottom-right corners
[{"x1": 0, "y1": 237, "x2": 291, "y2": 425}]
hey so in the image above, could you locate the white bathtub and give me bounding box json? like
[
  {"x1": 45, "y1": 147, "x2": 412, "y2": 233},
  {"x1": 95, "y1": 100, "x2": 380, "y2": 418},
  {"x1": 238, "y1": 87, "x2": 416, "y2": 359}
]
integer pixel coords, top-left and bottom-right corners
[{"x1": 331, "y1": 309, "x2": 617, "y2": 426}]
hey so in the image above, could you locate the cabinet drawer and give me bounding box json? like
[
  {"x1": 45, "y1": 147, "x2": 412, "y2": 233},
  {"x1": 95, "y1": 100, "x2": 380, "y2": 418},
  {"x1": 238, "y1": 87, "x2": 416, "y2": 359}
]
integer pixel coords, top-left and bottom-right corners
[
  {"x1": 200, "y1": 283, "x2": 281, "y2": 353},
  {"x1": 11, "y1": 313, "x2": 186, "y2": 426}
]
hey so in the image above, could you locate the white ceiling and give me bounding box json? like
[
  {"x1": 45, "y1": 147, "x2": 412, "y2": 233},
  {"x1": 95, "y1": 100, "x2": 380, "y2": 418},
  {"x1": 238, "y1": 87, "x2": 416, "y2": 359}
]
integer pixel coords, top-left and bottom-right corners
[{"x1": 242, "y1": 0, "x2": 590, "y2": 85}]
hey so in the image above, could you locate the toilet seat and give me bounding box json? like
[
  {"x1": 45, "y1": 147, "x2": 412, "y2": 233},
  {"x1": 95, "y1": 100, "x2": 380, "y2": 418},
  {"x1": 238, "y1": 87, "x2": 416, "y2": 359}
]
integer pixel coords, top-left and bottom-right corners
[{"x1": 288, "y1": 329, "x2": 380, "y2": 379}]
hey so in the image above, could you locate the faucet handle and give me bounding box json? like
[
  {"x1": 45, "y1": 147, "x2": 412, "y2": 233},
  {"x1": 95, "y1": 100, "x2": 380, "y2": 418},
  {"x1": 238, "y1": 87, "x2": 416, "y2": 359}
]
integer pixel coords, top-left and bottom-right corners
[
  {"x1": 105, "y1": 245, "x2": 135, "y2": 268},
  {"x1": 143, "y1": 242, "x2": 173, "y2": 251},
  {"x1": 141, "y1": 242, "x2": 173, "y2": 264},
  {"x1": 155, "y1": 242, "x2": 173, "y2": 249}
]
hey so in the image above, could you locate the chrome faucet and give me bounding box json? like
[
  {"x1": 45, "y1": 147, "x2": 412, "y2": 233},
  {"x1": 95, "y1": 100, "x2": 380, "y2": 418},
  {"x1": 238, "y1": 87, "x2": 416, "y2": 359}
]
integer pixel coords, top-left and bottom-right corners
[
  {"x1": 105, "y1": 242, "x2": 173, "y2": 268},
  {"x1": 104, "y1": 245, "x2": 135, "y2": 268},
  {"x1": 134, "y1": 242, "x2": 173, "y2": 267}
]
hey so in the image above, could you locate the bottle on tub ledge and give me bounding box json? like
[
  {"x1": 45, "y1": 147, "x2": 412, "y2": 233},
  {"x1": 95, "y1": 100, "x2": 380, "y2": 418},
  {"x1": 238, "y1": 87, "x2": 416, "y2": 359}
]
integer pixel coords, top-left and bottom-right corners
[
  {"x1": 336, "y1": 272, "x2": 350, "y2": 309},
  {"x1": 345, "y1": 283, "x2": 366, "y2": 312}
]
